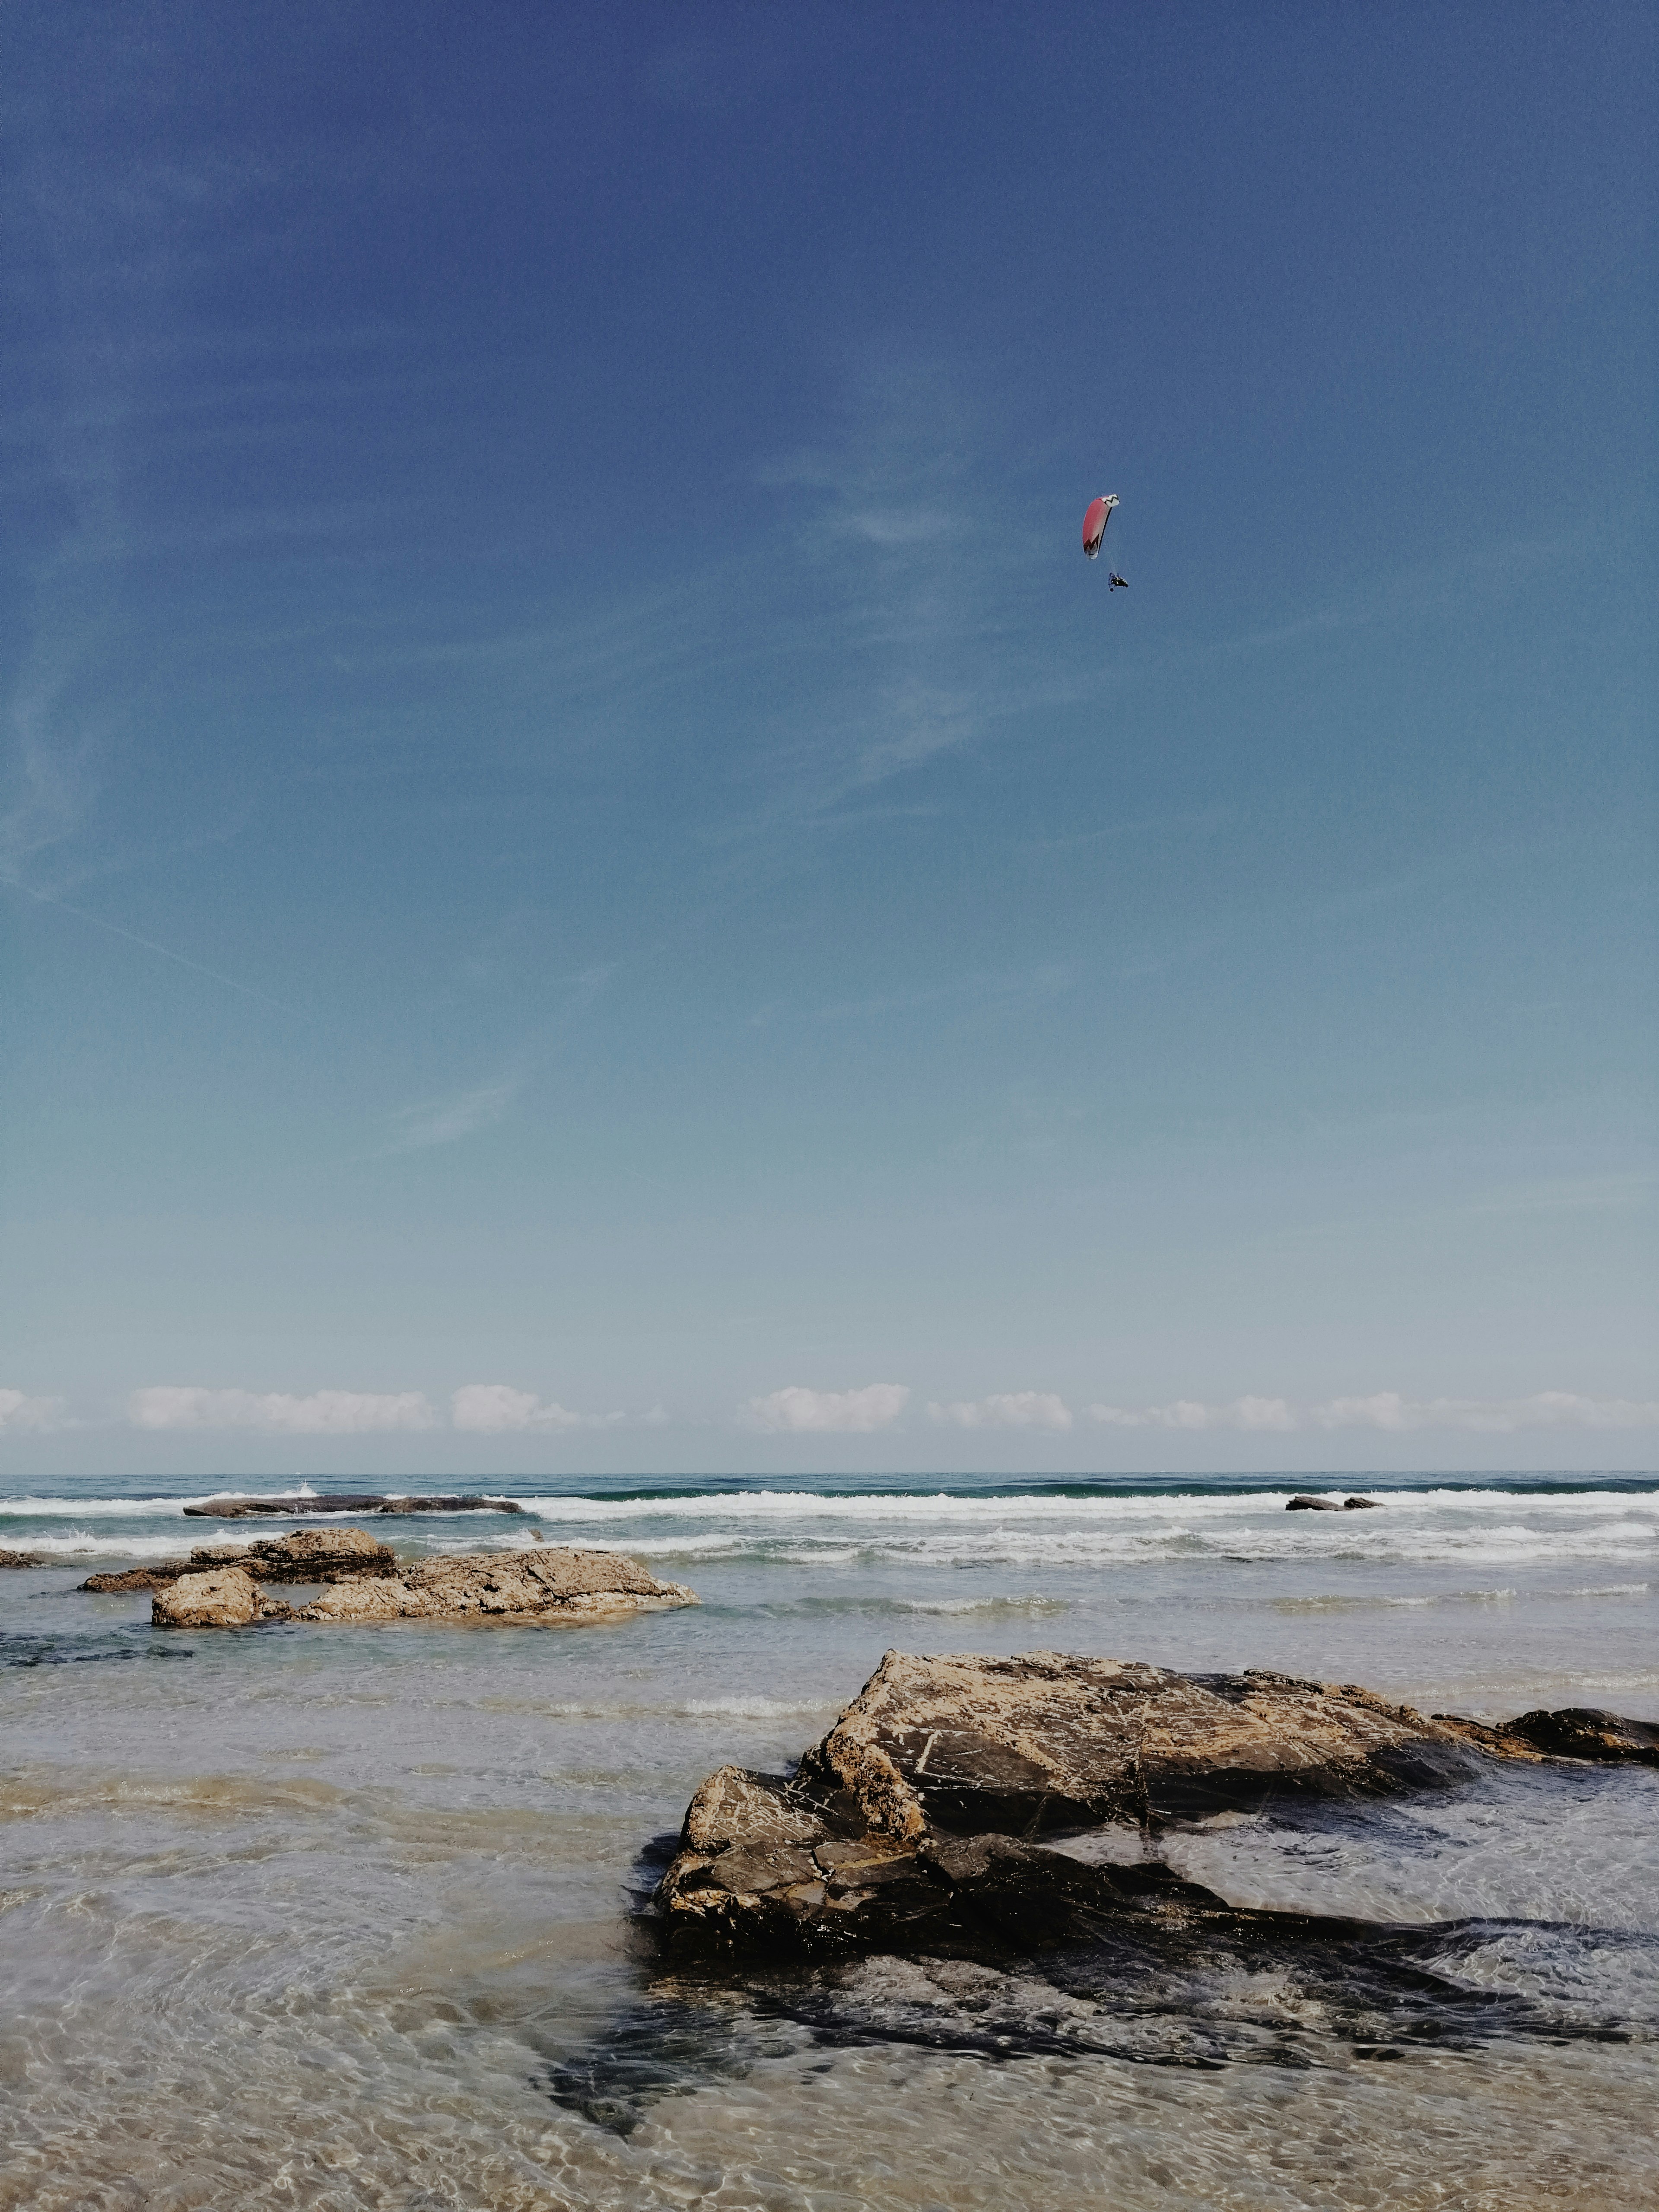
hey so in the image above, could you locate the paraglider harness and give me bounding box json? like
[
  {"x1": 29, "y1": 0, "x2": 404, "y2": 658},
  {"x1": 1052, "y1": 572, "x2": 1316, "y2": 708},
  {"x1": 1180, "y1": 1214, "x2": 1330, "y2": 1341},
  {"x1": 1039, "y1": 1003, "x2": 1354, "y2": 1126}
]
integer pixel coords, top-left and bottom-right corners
[{"x1": 1108, "y1": 571, "x2": 1128, "y2": 589}]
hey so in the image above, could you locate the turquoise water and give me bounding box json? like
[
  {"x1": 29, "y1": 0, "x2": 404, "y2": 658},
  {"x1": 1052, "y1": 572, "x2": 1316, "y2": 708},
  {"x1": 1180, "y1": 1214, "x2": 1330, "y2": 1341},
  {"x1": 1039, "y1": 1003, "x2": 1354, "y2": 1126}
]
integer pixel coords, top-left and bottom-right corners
[{"x1": 3, "y1": 1473, "x2": 1656, "y2": 2209}]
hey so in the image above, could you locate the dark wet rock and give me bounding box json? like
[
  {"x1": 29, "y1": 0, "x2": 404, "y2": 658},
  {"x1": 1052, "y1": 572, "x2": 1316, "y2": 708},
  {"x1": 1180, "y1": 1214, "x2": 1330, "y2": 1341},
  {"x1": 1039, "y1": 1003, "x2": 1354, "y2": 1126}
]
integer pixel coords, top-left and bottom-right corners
[
  {"x1": 185, "y1": 1491, "x2": 523, "y2": 1517},
  {"x1": 1343, "y1": 1495, "x2": 1380, "y2": 1508},
  {"x1": 1436, "y1": 1706, "x2": 1659, "y2": 1767},
  {"x1": 1285, "y1": 1494, "x2": 1378, "y2": 1511},
  {"x1": 0, "y1": 1548, "x2": 46, "y2": 1568},
  {"x1": 85, "y1": 1526, "x2": 398, "y2": 1592},
  {"x1": 655, "y1": 1649, "x2": 1659, "y2": 1959}
]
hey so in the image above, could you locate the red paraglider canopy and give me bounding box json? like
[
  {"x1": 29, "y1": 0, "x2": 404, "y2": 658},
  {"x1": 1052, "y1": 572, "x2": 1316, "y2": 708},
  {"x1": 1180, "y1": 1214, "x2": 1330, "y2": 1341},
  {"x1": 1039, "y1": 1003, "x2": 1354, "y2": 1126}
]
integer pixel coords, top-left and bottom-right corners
[{"x1": 1082, "y1": 494, "x2": 1117, "y2": 559}]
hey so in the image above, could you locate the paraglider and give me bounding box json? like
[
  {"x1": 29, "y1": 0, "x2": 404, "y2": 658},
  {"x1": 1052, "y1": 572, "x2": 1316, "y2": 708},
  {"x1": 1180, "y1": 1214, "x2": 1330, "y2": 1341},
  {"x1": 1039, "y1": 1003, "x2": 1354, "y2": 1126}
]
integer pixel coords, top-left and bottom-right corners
[
  {"x1": 1108, "y1": 571, "x2": 1128, "y2": 590},
  {"x1": 1081, "y1": 493, "x2": 1118, "y2": 559}
]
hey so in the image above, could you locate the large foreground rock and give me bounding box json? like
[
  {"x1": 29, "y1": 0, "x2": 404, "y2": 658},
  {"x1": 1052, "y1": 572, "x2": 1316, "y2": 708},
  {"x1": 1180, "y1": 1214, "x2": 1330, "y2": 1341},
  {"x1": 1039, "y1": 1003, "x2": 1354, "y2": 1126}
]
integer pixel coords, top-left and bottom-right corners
[
  {"x1": 655, "y1": 1649, "x2": 1659, "y2": 1958},
  {"x1": 292, "y1": 1546, "x2": 696, "y2": 1624},
  {"x1": 153, "y1": 1566, "x2": 261, "y2": 1628},
  {"x1": 86, "y1": 1527, "x2": 397, "y2": 1592}
]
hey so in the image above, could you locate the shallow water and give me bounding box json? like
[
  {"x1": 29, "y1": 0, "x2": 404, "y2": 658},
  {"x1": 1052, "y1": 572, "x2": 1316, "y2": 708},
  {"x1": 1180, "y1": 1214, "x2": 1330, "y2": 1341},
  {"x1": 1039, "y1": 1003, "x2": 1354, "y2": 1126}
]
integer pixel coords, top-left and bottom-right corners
[{"x1": 3, "y1": 1474, "x2": 1656, "y2": 2209}]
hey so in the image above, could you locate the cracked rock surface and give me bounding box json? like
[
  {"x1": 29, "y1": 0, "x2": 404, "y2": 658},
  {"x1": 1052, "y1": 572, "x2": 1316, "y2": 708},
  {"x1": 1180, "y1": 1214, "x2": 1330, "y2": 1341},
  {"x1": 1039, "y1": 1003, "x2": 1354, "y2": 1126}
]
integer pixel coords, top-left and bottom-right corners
[
  {"x1": 655, "y1": 1648, "x2": 1659, "y2": 1958},
  {"x1": 141, "y1": 1535, "x2": 698, "y2": 1627},
  {"x1": 87, "y1": 1527, "x2": 398, "y2": 1593},
  {"x1": 292, "y1": 1545, "x2": 696, "y2": 1624}
]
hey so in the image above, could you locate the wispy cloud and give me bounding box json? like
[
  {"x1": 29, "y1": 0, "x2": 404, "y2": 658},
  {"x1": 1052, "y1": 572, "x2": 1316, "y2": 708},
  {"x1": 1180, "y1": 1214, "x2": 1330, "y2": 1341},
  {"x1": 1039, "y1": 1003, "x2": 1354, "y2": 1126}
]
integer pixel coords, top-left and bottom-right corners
[
  {"x1": 928, "y1": 1392, "x2": 1073, "y2": 1432},
  {"x1": 450, "y1": 1384, "x2": 625, "y2": 1433},
  {"x1": 128, "y1": 1387, "x2": 436, "y2": 1434},
  {"x1": 389, "y1": 1081, "x2": 517, "y2": 1151},
  {"x1": 1087, "y1": 1392, "x2": 1659, "y2": 1434},
  {"x1": 0, "y1": 1389, "x2": 69, "y2": 1432},
  {"x1": 740, "y1": 1384, "x2": 910, "y2": 1434}
]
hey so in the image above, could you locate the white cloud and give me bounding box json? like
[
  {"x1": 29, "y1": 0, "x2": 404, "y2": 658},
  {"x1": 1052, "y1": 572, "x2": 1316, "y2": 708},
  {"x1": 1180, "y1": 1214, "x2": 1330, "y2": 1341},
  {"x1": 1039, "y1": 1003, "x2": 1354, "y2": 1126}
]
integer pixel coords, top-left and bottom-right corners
[
  {"x1": 740, "y1": 1384, "x2": 910, "y2": 1434},
  {"x1": 390, "y1": 1081, "x2": 516, "y2": 1151},
  {"x1": 1087, "y1": 1396, "x2": 1294, "y2": 1432},
  {"x1": 449, "y1": 1384, "x2": 625, "y2": 1433},
  {"x1": 1087, "y1": 1392, "x2": 1659, "y2": 1434},
  {"x1": 928, "y1": 1392, "x2": 1073, "y2": 1432},
  {"x1": 1309, "y1": 1391, "x2": 1659, "y2": 1433},
  {"x1": 0, "y1": 1388, "x2": 67, "y2": 1432},
  {"x1": 128, "y1": 1387, "x2": 436, "y2": 1434}
]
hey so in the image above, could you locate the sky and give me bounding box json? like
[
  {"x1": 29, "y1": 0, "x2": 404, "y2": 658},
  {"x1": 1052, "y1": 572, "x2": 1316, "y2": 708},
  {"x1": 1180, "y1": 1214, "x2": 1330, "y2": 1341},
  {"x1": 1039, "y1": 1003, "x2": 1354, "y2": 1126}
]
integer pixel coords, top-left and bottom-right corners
[{"x1": 2, "y1": 1, "x2": 1654, "y2": 1479}]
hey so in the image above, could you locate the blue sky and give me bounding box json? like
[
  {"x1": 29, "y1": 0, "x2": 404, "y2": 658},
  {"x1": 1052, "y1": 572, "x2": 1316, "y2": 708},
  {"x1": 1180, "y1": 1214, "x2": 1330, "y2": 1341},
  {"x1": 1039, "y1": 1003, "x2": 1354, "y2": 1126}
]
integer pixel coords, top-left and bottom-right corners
[{"x1": 3, "y1": 1, "x2": 1654, "y2": 1477}]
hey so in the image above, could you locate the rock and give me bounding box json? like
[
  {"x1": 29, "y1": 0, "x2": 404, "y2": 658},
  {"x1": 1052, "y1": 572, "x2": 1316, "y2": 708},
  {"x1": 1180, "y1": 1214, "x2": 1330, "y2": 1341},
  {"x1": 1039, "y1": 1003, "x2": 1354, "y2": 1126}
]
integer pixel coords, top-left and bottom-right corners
[
  {"x1": 1436, "y1": 1706, "x2": 1659, "y2": 1766},
  {"x1": 0, "y1": 1548, "x2": 46, "y2": 1568},
  {"x1": 296, "y1": 1545, "x2": 697, "y2": 1624},
  {"x1": 83, "y1": 1564, "x2": 185, "y2": 1592},
  {"x1": 84, "y1": 1526, "x2": 397, "y2": 1593},
  {"x1": 1342, "y1": 1495, "x2": 1379, "y2": 1509},
  {"x1": 184, "y1": 1492, "x2": 523, "y2": 1518},
  {"x1": 1286, "y1": 1494, "x2": 1341, "y2": 1510},
  {"x1": 655, "y1": 1649, "x2": 1659, "y2": 1958},
  {"x1": 153, "y1": 1567, "x2": 261, "y2": 1629}
]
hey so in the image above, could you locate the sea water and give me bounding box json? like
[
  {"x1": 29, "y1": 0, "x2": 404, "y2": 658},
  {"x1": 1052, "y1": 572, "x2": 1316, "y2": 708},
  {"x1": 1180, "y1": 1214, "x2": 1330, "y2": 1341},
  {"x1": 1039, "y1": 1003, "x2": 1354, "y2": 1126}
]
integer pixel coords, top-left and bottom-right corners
[{"x1": 2, "y1": 1473, "x2": 1656, "y2": 2210}]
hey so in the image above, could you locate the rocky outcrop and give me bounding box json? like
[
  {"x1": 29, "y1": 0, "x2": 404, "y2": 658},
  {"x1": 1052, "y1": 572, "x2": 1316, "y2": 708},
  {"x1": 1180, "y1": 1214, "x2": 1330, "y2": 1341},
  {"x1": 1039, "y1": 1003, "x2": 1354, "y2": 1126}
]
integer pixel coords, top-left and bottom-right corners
[
  {"x1": 1286, "y1": 1494, "x2": 1378, "y2": 1511},
  {"x1": 86, "y1": 1527, "x2": 397, "y2": 1593},
  {"x1": 655, "y1": 1649, "x2": 1659, "y2": 1958},
  {"x1": 185, "y1": 1492, "x2": 522, "y2": 1517},
  {"x1": 153, "y1": 1566, "x2": 261, "y2": 1628},
  {"x1": 140, "y1": 1538, "x2": 696, "y2": 1628},
  {"x1": 295, "y1": 1546, "x2": 696, "y2": 1624},
  {"x1": 0, "y1": 1548, "x2": 46, "y2": 1568}
]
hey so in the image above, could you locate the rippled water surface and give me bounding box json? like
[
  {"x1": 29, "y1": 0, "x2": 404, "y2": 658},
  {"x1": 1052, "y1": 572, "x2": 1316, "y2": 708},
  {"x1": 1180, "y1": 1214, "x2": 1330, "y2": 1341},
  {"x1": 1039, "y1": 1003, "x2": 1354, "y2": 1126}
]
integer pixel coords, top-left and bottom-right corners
[{"x1": 3, "y1": 1473, "x2": 1656, "y2": 2209}]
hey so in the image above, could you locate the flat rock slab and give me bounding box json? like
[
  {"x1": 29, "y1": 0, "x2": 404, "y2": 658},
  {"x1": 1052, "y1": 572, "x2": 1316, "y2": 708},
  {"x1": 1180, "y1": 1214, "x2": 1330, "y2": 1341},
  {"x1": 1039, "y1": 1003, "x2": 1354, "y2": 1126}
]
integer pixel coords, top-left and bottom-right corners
[
  {"x1": 184, "y1": 1493, "x2": 523, "y2": 1518},
  {"x1": 86, "y1": 1527, "x2": 398, "y2": 1592},
  {"x1": 145, "y1": 1538, "x2": 696, "y2": 1628},
  {"x1": 655, "y1": 1649, "x2": 1659, "y2": 1959},
  {"x1": 293, "y1": 1546, "x2": 696, "y2": 1624}
]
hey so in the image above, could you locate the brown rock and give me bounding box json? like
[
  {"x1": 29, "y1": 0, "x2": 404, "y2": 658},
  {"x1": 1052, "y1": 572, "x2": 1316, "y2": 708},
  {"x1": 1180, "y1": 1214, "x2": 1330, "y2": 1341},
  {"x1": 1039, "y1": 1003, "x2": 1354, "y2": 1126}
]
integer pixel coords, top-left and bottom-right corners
[
  {"x1": 83, "y1": 1564, "x2": 185, "y2": 1592},
  {"x1": 296, "y1": 1545, "x2": 696, "y2": 1624},
  {"x1": 153, "y1": 1567, "x2": 261, "y2": 1629},
  {"x1": 656, "y1": 1649, "x2": 1659, "y2": 1958},
  {"x1": 84, "y1": 1525, "x2": 397, "y2": 1593},
  {"x1": 1436, "y1": 1705, "x2": 1659, "y2": 1766},
  {"x1": 0, "y1": 1548, "x2": 46, "y2": 1569}
]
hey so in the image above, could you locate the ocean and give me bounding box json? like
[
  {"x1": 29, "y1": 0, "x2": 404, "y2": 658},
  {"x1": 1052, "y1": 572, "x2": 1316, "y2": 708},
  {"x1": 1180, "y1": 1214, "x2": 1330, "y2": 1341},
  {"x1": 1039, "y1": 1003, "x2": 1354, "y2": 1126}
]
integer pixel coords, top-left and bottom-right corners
[{"x1": 3, "y1": 1472, "x2": 1656, "y2": 2210}]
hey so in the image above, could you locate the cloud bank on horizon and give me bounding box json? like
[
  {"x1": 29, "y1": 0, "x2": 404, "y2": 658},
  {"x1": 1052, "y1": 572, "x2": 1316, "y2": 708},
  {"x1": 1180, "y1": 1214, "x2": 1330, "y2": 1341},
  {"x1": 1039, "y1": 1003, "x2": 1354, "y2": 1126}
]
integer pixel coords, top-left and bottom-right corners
[{"x1": 2, "y1": 1382, "x2": 1654, "y2": 1441}]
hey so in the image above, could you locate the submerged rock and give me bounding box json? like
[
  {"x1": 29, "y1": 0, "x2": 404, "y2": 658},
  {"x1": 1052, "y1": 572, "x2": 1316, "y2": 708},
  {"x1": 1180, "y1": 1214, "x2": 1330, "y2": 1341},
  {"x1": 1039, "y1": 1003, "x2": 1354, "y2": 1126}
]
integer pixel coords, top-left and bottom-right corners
[
  {"x1": 153, "y1": 1566, "x2": 261, "y2": 1628},
  {"x1": 655, "y1": 1649, "x2": 1659, "y2": 1958},
  {"x1": 86, "y1": 1526, "x2": 397, "y2": 1593},
  {"x1": 296, "y1": 1545, "x2": 696, "y2": 1624}
]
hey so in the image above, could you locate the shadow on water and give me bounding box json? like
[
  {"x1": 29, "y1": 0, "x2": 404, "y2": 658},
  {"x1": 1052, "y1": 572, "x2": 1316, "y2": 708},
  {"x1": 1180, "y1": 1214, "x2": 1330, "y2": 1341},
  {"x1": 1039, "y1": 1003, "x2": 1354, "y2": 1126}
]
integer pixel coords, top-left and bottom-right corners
[
  {"x1": 543, "y1": 1833, "x2": 1656, "y2": 2136},
  {"x1": 0, "y1": 1629, "x2": 194, "y2": 1667}
]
